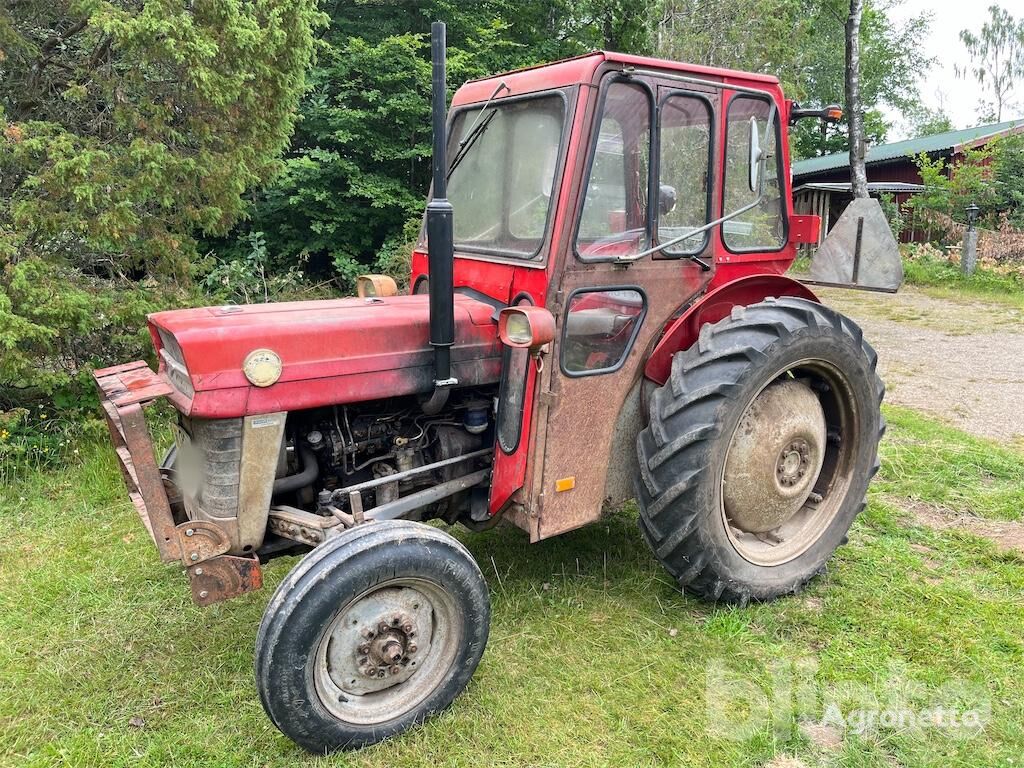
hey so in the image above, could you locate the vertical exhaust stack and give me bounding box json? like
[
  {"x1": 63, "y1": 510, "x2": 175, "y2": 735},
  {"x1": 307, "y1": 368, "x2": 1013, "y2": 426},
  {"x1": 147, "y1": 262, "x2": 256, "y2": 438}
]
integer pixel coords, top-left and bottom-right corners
[{"x1": 422, "y1": 21, "x2": 457, "y2": 415}]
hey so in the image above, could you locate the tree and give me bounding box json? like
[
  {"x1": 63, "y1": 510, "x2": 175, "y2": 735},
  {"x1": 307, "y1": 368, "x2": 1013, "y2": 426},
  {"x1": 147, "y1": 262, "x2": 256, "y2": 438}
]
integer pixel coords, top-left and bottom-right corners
[
  {"x1": 656, "y1": 0, "x2": 806, "y2": 78},
  {"x1": 654, "y1": 1, "x2": 934, "y2": 160},
  {"x1": 846, "y1": 0, "x2": 869, "y2": 198},
  {"x1": 227, "y1": 0, "x2": 652, "y2": 281},
  {"x1": 791, "y1": 0, "x2": 932, "y2": 158},
  {"x1": 958, "y1": 5, "x2": 1024, "y2": 122},
  {"x1": 991, "y1": 133, "x2": 1024, "y2": 227},
  {"x1": 908, "y1": 105, "x2": 955, "y2": 138},
  {"x1": 0, "y1": 0, "x2": 323, "y2": 403}
]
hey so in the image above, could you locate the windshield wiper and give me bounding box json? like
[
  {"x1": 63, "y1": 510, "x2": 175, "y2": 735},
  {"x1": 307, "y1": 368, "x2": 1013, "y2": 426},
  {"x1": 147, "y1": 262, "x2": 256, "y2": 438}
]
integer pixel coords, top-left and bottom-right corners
[{"x1": 446, "y1": 81, "x2": 509, "y2": 180}]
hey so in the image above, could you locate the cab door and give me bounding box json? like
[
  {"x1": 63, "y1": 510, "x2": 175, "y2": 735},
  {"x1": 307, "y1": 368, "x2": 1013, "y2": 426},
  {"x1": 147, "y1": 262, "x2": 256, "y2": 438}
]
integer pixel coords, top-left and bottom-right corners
[{"x1": 531, "y1": 73, "x2": 719, "y2": 539}]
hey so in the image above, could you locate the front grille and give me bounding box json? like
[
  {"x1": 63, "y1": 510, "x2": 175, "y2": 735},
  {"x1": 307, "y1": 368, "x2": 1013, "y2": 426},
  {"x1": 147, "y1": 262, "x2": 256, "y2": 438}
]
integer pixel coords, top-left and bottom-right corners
[{"x1": 176, "y1": 415, "x2": 242, "y2": 521}]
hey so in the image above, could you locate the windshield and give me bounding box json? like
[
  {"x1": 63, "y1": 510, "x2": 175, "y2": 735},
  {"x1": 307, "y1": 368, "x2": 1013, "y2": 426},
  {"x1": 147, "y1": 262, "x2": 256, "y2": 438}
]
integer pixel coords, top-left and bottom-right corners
[{"x1": 444, "y1": 94, "x2": 566, "y2": 259}]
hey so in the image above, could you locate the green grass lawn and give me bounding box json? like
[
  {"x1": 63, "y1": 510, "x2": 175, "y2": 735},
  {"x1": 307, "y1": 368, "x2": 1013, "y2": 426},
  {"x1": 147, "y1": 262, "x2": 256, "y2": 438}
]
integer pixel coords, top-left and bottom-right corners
[{"x1": 1, "y1": 406, "x2": 1022, "y2": 767}]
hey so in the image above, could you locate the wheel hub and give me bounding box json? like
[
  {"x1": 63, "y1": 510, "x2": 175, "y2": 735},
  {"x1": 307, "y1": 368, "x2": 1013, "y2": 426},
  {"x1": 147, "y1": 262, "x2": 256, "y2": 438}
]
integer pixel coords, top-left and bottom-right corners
[
  {"x1": 355, "y1": 612, "x2": 420, "y2": 680},
  {"x1": 325, "y1": 587, "x2": 433, "y2": 696},
  {"x1": 723, "y1": 379, "x2": 827, "y2": 534},
  {"x1": 776, "y1": 438, "x2": 811, "y2": 487}
]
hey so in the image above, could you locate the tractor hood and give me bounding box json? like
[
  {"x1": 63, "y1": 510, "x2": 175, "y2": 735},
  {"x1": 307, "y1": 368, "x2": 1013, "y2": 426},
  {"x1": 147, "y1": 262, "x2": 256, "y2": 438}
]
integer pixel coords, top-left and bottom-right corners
[{"x1": 148, "y1": 294, "x2": 504, "y2": 419}]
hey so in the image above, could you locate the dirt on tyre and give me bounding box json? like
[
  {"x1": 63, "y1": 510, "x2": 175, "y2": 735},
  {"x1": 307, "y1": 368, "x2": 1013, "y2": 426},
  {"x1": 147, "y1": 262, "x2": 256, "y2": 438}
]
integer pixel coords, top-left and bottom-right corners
[
  {"x1": 636, "y1": 297, "x2": 884, "y2": 604},
  {"x1": 254, "y1": 520, "x2": 490, "y2": 753}
]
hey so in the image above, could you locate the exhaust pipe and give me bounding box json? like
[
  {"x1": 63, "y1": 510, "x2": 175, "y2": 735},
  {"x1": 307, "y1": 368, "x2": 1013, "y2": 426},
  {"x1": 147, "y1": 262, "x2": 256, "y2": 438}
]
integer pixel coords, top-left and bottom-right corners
[{"x1": 422, "y1": 20, "x2": 457, "y2": 415}]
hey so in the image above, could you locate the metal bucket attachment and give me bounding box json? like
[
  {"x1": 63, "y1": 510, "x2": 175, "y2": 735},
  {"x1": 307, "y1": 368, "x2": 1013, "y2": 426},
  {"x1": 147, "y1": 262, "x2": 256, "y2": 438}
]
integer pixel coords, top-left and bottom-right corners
[{"x1": 807, "y1": 198, "x2": 903, "y2": 292}]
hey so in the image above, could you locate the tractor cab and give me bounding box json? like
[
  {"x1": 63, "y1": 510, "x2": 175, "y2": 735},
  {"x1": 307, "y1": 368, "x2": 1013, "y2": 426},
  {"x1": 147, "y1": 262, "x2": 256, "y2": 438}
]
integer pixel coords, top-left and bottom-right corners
[{"x1": 407, "y1": 52, "x2": 817, "y2": 538}]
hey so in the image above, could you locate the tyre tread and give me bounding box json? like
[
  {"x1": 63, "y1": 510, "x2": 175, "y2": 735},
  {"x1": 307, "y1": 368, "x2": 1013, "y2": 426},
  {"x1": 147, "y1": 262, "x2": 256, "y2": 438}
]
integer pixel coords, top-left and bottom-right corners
[{"x1": 636, "y1": 297, "x2": 884, "y2": 604}]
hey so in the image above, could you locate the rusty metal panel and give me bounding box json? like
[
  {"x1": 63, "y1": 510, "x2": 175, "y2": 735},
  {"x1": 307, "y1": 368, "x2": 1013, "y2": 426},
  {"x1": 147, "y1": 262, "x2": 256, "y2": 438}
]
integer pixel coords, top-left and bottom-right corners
[
  {"x1": 175, "y1": 520, "x2": 232, "y2": 564},
  {"x1": 187, "y1": 554, "x2": 263, "y2": 606},
  {"x1": 95, "y1": 361, "x2": 172, "y2": 406},
  {"x1": 95, "y1": 365, "x2": 183, "y2": 563}
]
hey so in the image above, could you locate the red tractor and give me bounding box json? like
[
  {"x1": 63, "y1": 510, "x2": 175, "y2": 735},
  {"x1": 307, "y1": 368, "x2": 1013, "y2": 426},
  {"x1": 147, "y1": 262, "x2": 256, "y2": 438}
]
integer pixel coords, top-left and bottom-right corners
[{"x1": 94, "y1": 23, "x2": 900, "y2": 753}]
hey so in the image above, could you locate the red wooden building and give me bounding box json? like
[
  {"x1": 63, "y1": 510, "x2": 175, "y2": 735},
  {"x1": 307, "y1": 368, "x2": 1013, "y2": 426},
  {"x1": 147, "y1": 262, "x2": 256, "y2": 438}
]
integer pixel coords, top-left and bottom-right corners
[{"x1": 791, "y1": 119, "x2": 1024, "y2": 242}]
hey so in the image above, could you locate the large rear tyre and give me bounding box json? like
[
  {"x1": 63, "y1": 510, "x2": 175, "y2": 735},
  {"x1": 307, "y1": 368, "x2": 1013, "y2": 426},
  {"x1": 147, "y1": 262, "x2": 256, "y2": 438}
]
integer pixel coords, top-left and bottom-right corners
[
  {"x1": 255, "y1": 521, "x2": 490, "y2": 753},
  {"x1": 636, "y1": 297, "x2": 884, "y2": 604}
]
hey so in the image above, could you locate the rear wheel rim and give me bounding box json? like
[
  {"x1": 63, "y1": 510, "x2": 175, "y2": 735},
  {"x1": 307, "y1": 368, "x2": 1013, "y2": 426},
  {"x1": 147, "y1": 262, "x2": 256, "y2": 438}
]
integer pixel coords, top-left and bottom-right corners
[
  {"x1": 314, "y1": 577, "x2": 460, "y2": 726},
  {"x1": 719, "y1": 358, "x2": 859, "y2": 566}
]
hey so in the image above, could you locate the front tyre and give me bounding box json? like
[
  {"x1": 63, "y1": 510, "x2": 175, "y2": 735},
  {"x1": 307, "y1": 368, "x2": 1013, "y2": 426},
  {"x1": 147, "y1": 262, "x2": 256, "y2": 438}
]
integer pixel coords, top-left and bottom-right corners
[
  {"x1": 636, "y1": 297, "x2": 884, "y2": 604},
  {"x1": 255, "y1": 521, "x2": 490, "y2": 753}
]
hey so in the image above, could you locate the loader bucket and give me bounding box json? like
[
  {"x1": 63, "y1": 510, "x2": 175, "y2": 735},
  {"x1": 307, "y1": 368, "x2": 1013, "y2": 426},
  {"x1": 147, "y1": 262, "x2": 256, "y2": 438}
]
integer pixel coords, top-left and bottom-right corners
[{"x1": 808, "y1": 197, "x2": 903, "y2": 292}]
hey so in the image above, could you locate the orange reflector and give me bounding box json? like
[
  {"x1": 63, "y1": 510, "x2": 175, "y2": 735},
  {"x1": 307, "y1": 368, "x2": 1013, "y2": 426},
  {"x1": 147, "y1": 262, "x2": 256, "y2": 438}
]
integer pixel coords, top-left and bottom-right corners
[{"x1": 555, "y1": 477, "x2": 576, "y2": 492}]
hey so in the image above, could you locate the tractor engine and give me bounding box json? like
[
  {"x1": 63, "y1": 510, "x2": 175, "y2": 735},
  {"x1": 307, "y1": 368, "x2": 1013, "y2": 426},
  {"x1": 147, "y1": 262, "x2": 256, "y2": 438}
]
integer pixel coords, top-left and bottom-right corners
[
  {"x1": 173, "y1": 390, "x2": 496, "y2": 556},
  {"x1": 285, "y1": 392, "x2": 493, "y2": 507}
]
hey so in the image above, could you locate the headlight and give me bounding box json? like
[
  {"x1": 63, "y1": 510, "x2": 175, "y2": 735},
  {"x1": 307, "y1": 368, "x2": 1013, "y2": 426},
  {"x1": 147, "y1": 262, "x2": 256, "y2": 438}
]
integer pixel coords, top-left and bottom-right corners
[
  {"x1": 504, "y1": 313, "x2": 533, "y2": 345},
  {"x1": 243, "y1": 349, "x2": 283, "y2": 387},
  {"x1": 497, "y1": 306, "x2": 556, "y2": 350}
]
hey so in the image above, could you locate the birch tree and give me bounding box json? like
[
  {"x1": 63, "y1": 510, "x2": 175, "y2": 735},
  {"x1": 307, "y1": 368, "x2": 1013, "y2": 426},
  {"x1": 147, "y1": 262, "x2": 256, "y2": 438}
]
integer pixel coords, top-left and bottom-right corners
[
  {"x1": 958, "y1": 5, "x2": 1024, "y2": 122},
  {"x1": 846, "y1": 0, "x2": 869, "y2": 198}
]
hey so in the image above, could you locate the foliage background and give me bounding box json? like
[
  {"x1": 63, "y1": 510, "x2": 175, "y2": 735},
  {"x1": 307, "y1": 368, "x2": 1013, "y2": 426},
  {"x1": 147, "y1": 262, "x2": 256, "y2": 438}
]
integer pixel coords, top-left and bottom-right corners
[{"x1": 0, "y1": 0, "x2": 323, "y2": 423}]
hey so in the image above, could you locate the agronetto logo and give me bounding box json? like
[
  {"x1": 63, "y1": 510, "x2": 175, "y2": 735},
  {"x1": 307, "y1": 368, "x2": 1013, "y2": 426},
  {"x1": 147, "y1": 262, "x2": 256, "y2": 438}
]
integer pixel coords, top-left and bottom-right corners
[{"x1": 704, "y1": 657, "x2": 991, "y2": 742}]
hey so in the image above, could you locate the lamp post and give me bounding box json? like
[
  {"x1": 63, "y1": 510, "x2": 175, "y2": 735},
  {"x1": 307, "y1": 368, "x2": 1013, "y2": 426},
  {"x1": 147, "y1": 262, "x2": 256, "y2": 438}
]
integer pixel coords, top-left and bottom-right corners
[{"x1": 962, "y1": 202, "x2": 980, "y2": 276}]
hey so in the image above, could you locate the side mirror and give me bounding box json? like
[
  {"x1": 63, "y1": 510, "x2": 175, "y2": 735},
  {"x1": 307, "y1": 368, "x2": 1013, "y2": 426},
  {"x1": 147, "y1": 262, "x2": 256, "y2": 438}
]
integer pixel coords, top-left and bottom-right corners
[
  {"x1": 658, "y1": 184, "x2": 677, "y2": 215},
  {"x1": 748, "y1": 116, "x2": 762, "y2": 192},
  {"x1": 497, "y1": 306, "x2": 556, "y2": 351}
]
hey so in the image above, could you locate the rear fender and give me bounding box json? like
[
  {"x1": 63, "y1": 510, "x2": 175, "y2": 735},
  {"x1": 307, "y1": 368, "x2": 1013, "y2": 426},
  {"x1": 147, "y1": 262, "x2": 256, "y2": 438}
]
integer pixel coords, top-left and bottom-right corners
[{"x1": 643, "y1": 274, "x2": 819, "y2": 385}]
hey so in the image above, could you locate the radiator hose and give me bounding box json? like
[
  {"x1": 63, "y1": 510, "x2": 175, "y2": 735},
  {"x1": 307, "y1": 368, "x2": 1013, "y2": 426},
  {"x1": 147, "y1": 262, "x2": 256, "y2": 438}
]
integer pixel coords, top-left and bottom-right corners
[{"x1": 272, "y1": 444, "x2": 319, "y2": 496}]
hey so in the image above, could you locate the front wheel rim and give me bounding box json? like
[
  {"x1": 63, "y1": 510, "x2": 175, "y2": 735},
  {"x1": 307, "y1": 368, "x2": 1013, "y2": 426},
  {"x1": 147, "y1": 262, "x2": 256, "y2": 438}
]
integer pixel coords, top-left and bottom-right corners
[
  {"x1": 720, "y1": 359, "x2": 859, "y2": 567},
  {"x1": 313, "y1": 577, "x2": 461, "y2": 726}
]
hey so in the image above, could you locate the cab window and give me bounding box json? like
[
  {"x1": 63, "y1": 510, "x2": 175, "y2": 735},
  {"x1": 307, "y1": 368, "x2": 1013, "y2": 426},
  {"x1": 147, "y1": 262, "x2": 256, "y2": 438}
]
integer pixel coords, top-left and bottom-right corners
[
  {"x1": 657, "y1": 93, "x2": 713, "y2": 255},
  {"x1": 722, "y1": 95, "x2": 785, "y2": 251},
  {"x1": 576, "y1": 81, "x2": 651, "y2": 259},
  {"x1": 561, "y1": 288, "x2": 647, "y2": 376},
  {"x1": 446, "y1": 94, "x2": 566, "y2": 259}
]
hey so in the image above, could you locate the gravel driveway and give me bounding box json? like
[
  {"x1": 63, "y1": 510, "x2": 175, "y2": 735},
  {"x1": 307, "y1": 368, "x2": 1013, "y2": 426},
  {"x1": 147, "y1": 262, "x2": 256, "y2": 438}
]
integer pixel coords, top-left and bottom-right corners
[{"x1": 819, "y1": 286, "x2": 1024, "y2": 444}]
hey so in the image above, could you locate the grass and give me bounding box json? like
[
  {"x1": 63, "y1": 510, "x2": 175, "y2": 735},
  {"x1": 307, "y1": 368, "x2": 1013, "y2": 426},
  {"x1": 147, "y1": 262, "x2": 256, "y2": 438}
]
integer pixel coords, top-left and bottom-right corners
[{"x1": 2, "y1": 406, "x2": 1023, "y2": 767}]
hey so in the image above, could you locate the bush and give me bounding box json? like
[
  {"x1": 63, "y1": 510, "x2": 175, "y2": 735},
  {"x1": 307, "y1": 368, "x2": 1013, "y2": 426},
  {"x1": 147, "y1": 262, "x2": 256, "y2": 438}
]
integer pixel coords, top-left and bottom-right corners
[
  {"x1": 901, "y1": 242, "x2": 1024, "y2": 294},
  {"x1": 199, "y1": 232, "x2": 307, "y2": 305},
  {"x1": 0, "y1": 259, "x2": 177, "y2": 409},
  {"x1": 0, "y1": 1, "x2": 323, "y2": 427}
]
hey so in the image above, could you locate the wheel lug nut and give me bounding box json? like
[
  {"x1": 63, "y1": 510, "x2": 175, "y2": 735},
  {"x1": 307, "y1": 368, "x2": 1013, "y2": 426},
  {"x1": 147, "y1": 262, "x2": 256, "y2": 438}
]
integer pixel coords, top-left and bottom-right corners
[
  {"x1": 407, "y1": 643, "x2": 417, "y2": 654},
  {"x1": 390, "y1": 665, "x2": 400, "y2": 675},
  {"x1": 402, "y1": 623, "x2": 413, "y2": 633},
  {"x1": 358, "y1": 643, "x2": 369, "y2": 655}
]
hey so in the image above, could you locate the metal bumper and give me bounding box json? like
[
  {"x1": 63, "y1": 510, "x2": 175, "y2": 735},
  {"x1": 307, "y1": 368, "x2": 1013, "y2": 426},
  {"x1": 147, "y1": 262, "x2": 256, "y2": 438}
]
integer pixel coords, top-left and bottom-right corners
[{"x1": 93, "y1": 361, "x2": 263, "y2": 606}]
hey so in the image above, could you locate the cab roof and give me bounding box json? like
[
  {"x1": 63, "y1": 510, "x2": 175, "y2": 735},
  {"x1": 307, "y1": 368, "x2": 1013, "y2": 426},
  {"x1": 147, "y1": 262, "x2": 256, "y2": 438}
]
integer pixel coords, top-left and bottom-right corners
[{"x1": 453, "y1": 51, "x2": 781, "y2": 106}]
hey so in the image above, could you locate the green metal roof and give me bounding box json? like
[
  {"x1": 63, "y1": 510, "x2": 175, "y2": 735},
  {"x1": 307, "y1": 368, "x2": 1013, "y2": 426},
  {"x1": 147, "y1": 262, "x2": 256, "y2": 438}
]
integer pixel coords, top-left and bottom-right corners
[{"x1": 791, "y1": 119, "x2": 1024, "y2": 178}]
